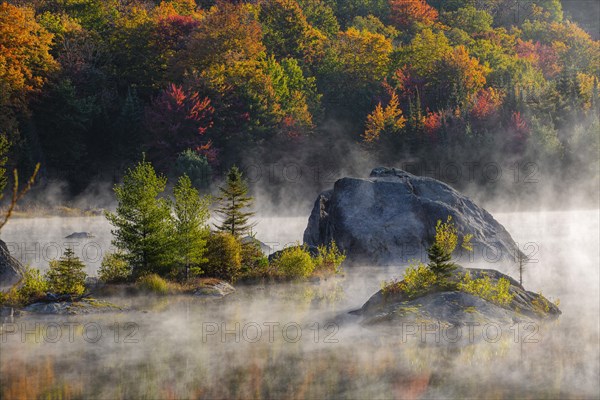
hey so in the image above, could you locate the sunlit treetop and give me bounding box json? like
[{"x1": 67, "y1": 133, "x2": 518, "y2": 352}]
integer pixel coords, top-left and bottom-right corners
[
  {"x1": 389, "y1": 0, "x2": 439, "y2": 31},
  {"x1": 0, "y1": 3, "x2": 57, "y2": 107}
]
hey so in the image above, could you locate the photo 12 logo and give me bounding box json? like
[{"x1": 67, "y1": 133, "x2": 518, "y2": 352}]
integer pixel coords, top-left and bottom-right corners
[
  {"x1": 201, "y1": 321, "x2": 340, "y2": 344},
  {"x1": 0, "y1": 322, "x2": 140, "y2": 344},
  {"x1": 399, "y1": 322, "x2": 540, "y2": 344}
]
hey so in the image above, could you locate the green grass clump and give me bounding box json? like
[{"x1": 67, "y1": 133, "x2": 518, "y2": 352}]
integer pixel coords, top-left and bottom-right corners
[
  {"x1": 136, "y1": 274, "x2": 170, "y2": 295},
  {"x1": 458, "y1": 272, "x2": 514, "y2": 306},
  {"x1": 381, "y1": 262, "x2": 438, "y2": 299},
  {"x1": 313, "y1": 241, "x2": 346, "y2": 276},
  {"x1": 531, "y1": 291, "x2": 551, "y2": 315}
]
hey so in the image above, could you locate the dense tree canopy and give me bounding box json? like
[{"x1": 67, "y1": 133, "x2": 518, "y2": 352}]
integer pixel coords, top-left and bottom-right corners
[{"x1": 0, "y1": 0, "x2": 597, "y2": 200}]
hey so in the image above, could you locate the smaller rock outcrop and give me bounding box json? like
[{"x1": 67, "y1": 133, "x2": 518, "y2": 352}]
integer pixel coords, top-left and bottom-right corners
[
  {"x1": 0, "y1": 239, "x2": 25, "y2": 292},
  {"x1": 354, "y1": 267, "x2": 561, "y2": 329}
]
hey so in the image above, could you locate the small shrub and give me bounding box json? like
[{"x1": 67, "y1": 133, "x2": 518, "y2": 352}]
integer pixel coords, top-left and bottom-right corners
[
  {"x1": 19, "y1": 267, "x2": 48, "y2": 302},
  {"x1": 435, "y1": 216, "x2": 459, "y2": 255},
  {"x1": 531, "y1": 291, "x2": 551, "y2": 315},
  {"x1": 382, "y1": 262, "x2": 438, "y2": 298},
  {"x1": 434, "y1": 216, "x2": 473, "y2": 254},
  {"x1": 314, "y1": 241, "x2": 346, "y2": 276},
  {"x1": 98, "y1": 252, "x2": 131, "y2": 283},
  {"x1": 458, "y1": 272, "x2": 515, "y2": 306},
  {"x1": 45, "y1": 248, "x2": 87, "y2": 296},
  {"x1": 0, "y1": 288, "x2": 22, "y2": 307},
  {"x1": 273, "y1": 244, "x2": 315, "y2": 279},
  {"x1": 1, "y1": 267, "x2": 49, "y2": 306},
  {"x1": 240, "y1": 239, "x2": 270, "y2": 278},
  {"x1": 204, "y1": 233, "x2": 242, "y2": 282},
  {"x1": 137, "y1": 274, "x2": 169, "y2": 295}
]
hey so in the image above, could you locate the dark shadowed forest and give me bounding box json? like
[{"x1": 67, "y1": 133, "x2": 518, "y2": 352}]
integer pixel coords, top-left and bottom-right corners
[{"x1": 1, "y1": 0, "x2": 599, "y2": 210}]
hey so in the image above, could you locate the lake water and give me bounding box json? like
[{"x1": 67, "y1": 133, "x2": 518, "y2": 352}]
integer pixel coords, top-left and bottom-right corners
[{"x1": 0, "y1": 210, "x2": 598, "y2": 399}]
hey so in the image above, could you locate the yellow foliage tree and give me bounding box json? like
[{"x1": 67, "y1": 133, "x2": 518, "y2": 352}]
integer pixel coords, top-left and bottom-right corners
[{"x1": 363, "y1": 91, "x2": 406, "y2": 142}]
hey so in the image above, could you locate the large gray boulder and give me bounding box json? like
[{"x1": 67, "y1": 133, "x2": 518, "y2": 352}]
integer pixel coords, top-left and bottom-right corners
[
  {"x1": 0, "y1": 239, "x2": 25, "y2": 292},
  {"x1": 303, "y1": 167, "x2": 521, "y2": 266}
]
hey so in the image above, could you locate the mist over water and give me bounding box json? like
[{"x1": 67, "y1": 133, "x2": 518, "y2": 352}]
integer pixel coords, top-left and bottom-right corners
[
  {"x1": 1, "y1": 209, "x2": 598, "y2": 398},
  {"x1": 0, "y1": 215, "x2": 308, "y2": 274}
]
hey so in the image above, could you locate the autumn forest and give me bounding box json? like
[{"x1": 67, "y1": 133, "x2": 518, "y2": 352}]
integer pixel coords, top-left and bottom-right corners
[{"x1": 1, "y1": 0, "x2": 599, "y2": 202}]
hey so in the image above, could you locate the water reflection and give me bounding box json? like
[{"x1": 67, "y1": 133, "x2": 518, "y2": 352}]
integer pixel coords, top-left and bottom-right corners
[{"x1": 1, "y1": 210, "x2": 598, "y2": 399}]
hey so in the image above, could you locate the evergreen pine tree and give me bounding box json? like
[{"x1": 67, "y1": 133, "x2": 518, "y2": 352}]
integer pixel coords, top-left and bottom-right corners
[
  {"x1": 214, "y1": 166, "x2": 255, "y2": 237},
  {"x1": 427, "y1": 242, "x2": 457, "y2": 279},
  {"x1": 105, "y1": 158, "x2": 175, "y2": 277},
  {"x1": 45, "y1": 248, "x2": 87, "y2": 295},
  {"x1": 173, "y1": 174, "x2": 211, "y2": 279}
]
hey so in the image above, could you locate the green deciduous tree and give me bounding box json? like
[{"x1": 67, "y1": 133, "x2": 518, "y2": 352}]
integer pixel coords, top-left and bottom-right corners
[
  {"x1": 204, "y1": 232, "x2": 242, "y2": 282},
  {"x1": 441, "y1": 6, "x2": 493, "y2": 35},
  {"x1": 259, "y1": 0, "x2": 325, "y2": 63},
  {"x1": 214, "y1": 166, "x2": 255, "y2": 237},
  {"x1": 173, "y1": 174, "x2": 211, "y2": 279},
  {"x1": 105, "y1": 158, "x2": 175, "y2": 277},
  {"x1": 319, "y1": 27, "x2": 392, "y2": 119},
  {"x1": 297, "y1": 0, "x2": 339, "y2": 37},
  {"x1": 98, "y1": 252, "x2": 131, "y2": 283},
  {"x1": 350, "y1": 15, "x2": 398, "y2": 40}
]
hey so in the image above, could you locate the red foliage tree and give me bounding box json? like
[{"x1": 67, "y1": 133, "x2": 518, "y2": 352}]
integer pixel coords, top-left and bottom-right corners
[
  {"x1": 507, "y1": 111, "x2": 530, "y2": 153},
  {"x1": 516, "y1": 39, "x2": 561, "y2": 79},
  {"x1": 154, "y1": 15, "x2": 199, "y2": 53},
  {"x1": 423, "y1": 109, "x2": 443, "y2": 139},
  {"x1": 470, "y1": 88, "x2": 504, "y2": 120},
  {"x1": 145, "y1": 83, "x2": 214, "y2": 164}
]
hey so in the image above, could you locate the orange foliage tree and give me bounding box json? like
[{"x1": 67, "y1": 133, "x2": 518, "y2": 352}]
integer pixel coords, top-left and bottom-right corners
[
  {"x1": 177, "y1": 2, "x2": 265, "y2": 73},
  {"x1": 363, "y1": 91, "x2": 406, "y2": 142},
  {"x1": 435, "y1": 45, "x2": 489, "y2": 111},
  {"x1": 0, "y1": 3, "x2": 56, "y2": 134},
  {"x1": 389, "y1": 0, "x2": 438, "y2": 30},
  {"x1": 470, "y1": 87, "x2": 504, "y2": 120}
]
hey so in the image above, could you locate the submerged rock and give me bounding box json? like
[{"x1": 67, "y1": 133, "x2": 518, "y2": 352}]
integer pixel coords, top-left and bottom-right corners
[
  {"x1": 304, "y1": 167, "x2": 521, "y2": 266},
  {"x1": 354, "y1": 267, "x2": 561, "y2": 330},
  {"x1": 241, "y1": 236, "x2": 272, "y2": 254},
  {"x1": 193, "y1": 279, "x2": 235, "y2": 298},
  {"x1": 65, "y1": 232, "x2": 95, "y2": 239},
  {"x1": 0, "y1": 239, "x2": 25, "y2": 292},
  {"x1": 24, "y1": 298, "x2": 123, "y2": 315}
]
